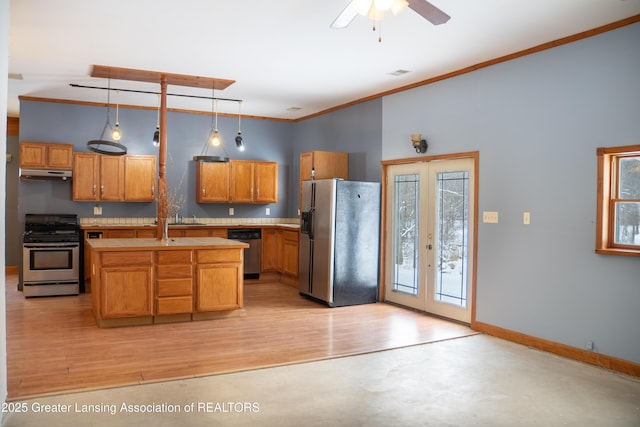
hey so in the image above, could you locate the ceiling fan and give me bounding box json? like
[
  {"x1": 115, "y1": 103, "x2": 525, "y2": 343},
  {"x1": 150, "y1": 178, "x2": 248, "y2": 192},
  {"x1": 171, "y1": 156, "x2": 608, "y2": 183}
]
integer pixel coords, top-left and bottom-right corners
[{"x1": 330, "y1": 0, "x2": 450, "y2": 30}]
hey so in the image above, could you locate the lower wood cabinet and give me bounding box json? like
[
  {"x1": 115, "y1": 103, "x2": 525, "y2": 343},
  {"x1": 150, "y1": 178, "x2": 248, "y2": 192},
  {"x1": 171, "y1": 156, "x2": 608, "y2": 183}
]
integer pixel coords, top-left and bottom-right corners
[
  {"x1": 196, "y1": 249, "x2": 243, "y2": 311},
  {"x1": 281, "y1": 230, "x2": 299, "y2": 277},
  {"x1": 89, "y1": 242, "x2": 246, "y2": 327},
  {"x1": 98, "y1": 251, "x2": 154, "y2": 320}
]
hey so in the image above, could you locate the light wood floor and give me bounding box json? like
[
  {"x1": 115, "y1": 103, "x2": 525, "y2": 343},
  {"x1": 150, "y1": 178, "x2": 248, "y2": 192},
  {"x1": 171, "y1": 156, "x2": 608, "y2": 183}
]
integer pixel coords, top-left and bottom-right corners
[{"x1": 5, "y1": 273, "x2": 478, "y2": 400}]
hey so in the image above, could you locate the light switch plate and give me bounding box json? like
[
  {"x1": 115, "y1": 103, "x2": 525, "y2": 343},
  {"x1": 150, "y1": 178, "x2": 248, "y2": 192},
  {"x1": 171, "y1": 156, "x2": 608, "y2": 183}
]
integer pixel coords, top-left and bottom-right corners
[
  {"x1": 229, "y1": 207, "x2": 235, "y2": 216},
  {"x1": 93, "y1": 206, "x2": 102, "y2": 215},
  {"x1": 523, "y1": 212, "x2": 530, "y2": 225},
  {"x1": 483, "y1": 211, "x2": 499, "y2": 223},
  {"x1": 265, "y1": 207, "x2": 271, "y2": 216}
]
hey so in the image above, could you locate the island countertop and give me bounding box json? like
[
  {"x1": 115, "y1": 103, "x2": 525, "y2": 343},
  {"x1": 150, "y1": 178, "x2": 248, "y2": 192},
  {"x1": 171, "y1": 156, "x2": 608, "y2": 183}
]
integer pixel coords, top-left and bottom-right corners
[{"x1": 86, "y1": 236, "x2": 250, "y2": 251}]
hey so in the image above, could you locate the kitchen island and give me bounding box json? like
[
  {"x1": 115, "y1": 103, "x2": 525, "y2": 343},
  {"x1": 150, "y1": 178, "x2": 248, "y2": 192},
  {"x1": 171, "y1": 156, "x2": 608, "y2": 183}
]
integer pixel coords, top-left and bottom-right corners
[{"x1": 87, "y1": 237, "x2": 249, "y2": 328}]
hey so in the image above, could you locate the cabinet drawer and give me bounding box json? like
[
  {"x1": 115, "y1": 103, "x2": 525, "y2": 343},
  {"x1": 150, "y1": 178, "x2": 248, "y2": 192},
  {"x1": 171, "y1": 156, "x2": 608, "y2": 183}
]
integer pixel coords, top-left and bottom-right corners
[
  {"x1": 157, "y1": 278, "x2": 193, "y2": 297},
  {"x1": 101, "y1": 251, "x2": 153, "y2": 267},
  {"x1": 197, "y1": 249, "x2": 241, "y2": 263},
  {"x1": 157, "y1": 264, "x2": 192, "y2": 279},
  {"x1": 157, "y1": 250, "x2": 192, "y2": 264},
  {"x1": 156, "y1": 296, "x2": 193, "y2": 314}
]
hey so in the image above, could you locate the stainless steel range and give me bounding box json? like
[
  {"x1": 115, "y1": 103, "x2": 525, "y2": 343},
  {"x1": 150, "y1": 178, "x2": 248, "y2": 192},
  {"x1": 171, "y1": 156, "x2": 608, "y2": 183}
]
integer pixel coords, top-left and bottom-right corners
[{"x1": 22, "y1": 214, "x2": 80, "y2": 297}]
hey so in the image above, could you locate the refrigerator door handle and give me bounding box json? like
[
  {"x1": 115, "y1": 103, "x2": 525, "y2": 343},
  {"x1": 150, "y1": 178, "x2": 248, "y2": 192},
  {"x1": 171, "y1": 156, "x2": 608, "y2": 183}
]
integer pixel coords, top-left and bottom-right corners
[{"x1": 306, "y1": 208, "x2": 315, "y2": 240}]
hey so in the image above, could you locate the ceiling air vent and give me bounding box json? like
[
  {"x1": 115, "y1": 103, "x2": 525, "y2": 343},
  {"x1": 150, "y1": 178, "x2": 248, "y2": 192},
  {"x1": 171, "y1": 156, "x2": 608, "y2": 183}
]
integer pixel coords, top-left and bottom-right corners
[{"x1": 388, "y1": 69, "x2": 411, "y2": 76}]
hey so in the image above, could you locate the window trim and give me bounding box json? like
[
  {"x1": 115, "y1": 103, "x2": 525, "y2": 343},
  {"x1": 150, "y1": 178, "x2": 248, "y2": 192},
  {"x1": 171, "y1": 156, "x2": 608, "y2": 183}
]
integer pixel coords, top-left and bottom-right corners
[{"x1": 596, "y1": 144, "x2": 640, "y2": 257}]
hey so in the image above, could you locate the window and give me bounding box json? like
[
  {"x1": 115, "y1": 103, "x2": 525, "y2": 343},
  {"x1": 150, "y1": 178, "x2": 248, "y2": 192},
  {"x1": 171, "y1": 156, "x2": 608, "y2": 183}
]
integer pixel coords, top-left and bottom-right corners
[{"x1": 596, "y1": 144, "x2": 640, "y2": 256}]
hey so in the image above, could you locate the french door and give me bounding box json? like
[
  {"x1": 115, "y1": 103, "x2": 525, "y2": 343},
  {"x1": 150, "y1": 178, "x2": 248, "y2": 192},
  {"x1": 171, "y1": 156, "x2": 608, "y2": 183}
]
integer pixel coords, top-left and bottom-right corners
[{"x1": 384, "y1": 157, "x2": 475, "y2": 323}]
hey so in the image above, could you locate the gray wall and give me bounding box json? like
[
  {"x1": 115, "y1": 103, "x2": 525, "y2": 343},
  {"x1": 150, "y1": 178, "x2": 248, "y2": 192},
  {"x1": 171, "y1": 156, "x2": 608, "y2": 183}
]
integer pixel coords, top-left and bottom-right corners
[
  {"x1": 1, "y1": 0, "x2": 9, "y2": 406},
  {"x1": 5, "y1": 134, "x2": 19, "y2": 266},
  {"x1": 290, "y1": 99, "x2": 383, "y2": 209},
  {"x1": 382, "y1": 23, "x2": 640, "y2": 364}
]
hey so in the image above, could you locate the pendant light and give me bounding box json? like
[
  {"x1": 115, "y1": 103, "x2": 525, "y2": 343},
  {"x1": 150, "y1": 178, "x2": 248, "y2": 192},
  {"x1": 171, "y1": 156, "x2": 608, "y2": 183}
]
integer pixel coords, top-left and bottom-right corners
[
  {"x1": 152, "y1": 94, "x2": 160, "y2": 147},
  {"x1": 86, "y1": 77, "x2": 127, "y2": 156},
  {"x1": 111, "y1": 90, "x2": 122, "y2": 140},
  {"x1": 235, "y1": 101, "x2": 245, "y2": 152},
  {"x1": 193, "y1": 88, "x2": 229, "y2": 162},
  {"x1": 209, "y1": 98, "x2": 221, "y2": 146}
]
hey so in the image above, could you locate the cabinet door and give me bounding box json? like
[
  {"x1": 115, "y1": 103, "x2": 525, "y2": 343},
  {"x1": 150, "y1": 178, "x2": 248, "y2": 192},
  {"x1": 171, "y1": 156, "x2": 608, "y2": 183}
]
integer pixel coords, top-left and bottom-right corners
[
  {"x1": 100, "y1": 156, "x2": 125, "y2": 201},
  {"x1": 261, "y1": 228, "x2": 281, "y2": 272},
  {"x1": 196, "y1": 263, "x2": 243, "y2": 311},
  {"x1": 19, "y1": 142, "x2": 47, "y2": 168},
  {"x1": 299, "y1": 152, "x2": 313, "y2": 181},
  {"x1": 254, "y1": 161, "x2": 278, "y2": 203},
  {"x1": 230, "y1": 160, "x2": 254, "y2": 203},
  {"x1": 73, "y1": 153, "x2": 99, "y2": 201},
  {"x1": 47, "y1": 144, "x2": 73, "y2": 169},
  {"x1": 282, "y1": 231, "x2": 299, "y2": 277},
  {"x1": 196, "y1": 161, "x2": 230, "y2": 202},
  {"x1": 101, "y1": 266, "x2": 153, "y2": 318},
  {"x1": 124, "y1": 155, "x2": 157, "y2": 201}
]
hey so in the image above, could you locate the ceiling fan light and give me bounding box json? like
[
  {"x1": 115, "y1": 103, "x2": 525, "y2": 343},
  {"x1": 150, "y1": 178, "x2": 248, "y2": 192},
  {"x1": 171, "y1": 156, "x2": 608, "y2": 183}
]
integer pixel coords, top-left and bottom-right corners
[
  {"x1": 353, "y1": 0, "x2": 372, "y2": 16},
  {"x1": 373, "y1": 0, "x2": 393, "y2": 11},
  {"x1": 367, "y1": 5, "x2": 385, "y2": 20},
  {"x1": 390, "y1": 0, "x2": 408, "y2": 15}
]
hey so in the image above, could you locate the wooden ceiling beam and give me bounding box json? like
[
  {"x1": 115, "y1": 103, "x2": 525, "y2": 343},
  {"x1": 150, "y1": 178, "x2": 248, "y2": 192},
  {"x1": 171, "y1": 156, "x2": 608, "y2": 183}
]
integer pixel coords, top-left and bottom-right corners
[{"x1": 90, "y1": 65, "x2": 235, "y2": 90}]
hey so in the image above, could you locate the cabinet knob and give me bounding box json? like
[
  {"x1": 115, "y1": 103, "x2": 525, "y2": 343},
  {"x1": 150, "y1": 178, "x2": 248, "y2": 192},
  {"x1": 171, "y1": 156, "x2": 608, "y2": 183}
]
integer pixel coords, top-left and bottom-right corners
[
  {"x1": 151, "y1": 185, "x2": 155, "y2": 197},
  {"x1": 92, "y1": 184, "x2": 97, "y2": 196},
  {"x1": 100, "y1": 185, "x2": 104, "y2": 196}
]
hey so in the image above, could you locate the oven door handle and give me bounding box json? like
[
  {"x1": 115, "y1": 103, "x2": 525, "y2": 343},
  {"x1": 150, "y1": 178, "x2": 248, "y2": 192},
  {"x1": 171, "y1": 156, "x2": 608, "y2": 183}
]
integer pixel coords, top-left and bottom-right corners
[{"x1": 23, "y1": 244, "x2": 80, "y2": 249}]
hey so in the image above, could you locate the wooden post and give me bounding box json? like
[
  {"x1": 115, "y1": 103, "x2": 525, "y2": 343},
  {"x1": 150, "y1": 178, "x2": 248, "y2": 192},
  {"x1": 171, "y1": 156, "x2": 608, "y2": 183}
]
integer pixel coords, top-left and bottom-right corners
[{"x1": 157, "y1": 76, "x2": 168, "y2": 240}]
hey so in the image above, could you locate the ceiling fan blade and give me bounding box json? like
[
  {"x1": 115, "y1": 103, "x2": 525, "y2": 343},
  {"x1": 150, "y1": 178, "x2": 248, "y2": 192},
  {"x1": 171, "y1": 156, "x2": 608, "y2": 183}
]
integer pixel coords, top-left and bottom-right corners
[
  {"x1": 330, "y1": 1, "x2": 359, "y2": 29},
  {"x1": 406, "y1": 0, "x2": 450, "y2": 25}
]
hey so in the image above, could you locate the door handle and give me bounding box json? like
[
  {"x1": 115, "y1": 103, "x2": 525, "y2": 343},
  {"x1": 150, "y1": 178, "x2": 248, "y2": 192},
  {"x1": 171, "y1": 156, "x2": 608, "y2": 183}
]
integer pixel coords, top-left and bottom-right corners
[{"x1": 427, "y1": 244, "x2": 433, "y2": 250}]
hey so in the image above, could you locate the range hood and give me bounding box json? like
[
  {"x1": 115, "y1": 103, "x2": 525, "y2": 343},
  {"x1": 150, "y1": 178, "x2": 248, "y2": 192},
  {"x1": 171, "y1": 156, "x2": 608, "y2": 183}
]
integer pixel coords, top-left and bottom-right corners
[{"x1": 19, "y1": 168, "x2": 73, "y2": 181}]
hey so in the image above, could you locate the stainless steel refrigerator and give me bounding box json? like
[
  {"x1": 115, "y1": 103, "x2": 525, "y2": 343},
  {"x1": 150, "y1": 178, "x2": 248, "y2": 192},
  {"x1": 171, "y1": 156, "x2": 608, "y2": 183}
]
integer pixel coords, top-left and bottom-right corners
[{"x1": 299, "y1": 178, "x2": 381, "y2": 307}]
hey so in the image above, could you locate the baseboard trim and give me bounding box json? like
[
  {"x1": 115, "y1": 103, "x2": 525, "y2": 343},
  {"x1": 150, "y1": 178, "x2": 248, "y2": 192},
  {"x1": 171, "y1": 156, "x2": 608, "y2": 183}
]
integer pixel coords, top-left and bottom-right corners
[
  {"x1": 473, "y1": 321, "x2": 640, "y2": 377},
  {"x1": 5, "y1": 266, "x2": 18, "y2": 274}
]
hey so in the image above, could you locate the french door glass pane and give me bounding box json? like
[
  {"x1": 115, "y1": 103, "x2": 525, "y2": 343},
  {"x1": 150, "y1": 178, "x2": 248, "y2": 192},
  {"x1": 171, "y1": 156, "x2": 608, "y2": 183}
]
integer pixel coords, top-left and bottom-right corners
[
  {"x1": 392, "y1": 174, "x2": 420, "y2": 295},
  {"x1": 435, "y1": 171, "x2": 469, "y2": 307}
]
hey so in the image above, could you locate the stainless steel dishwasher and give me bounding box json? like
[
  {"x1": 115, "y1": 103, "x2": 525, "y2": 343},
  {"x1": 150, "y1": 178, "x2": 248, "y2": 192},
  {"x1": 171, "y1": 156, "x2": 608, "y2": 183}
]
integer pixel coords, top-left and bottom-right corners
[{"x1": 227, "y1": 228, "x2": 261, "y2": 280}]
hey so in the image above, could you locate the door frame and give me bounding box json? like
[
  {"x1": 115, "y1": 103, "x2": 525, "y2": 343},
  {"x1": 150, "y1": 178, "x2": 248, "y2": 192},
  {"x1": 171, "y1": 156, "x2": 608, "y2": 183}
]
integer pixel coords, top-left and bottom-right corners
[{"x1": 380, "y1": 151, "x2": 479, "y2": 326}]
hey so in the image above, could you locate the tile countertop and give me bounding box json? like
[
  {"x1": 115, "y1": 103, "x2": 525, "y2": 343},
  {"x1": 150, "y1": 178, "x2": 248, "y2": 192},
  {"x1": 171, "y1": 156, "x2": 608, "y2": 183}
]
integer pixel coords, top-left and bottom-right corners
[
  {"x1": 79, "y1": 219, "x2": 300, "y2": 229},
  {"x1": 86, "y1": 237, "x2": 250, "y2": 250}
]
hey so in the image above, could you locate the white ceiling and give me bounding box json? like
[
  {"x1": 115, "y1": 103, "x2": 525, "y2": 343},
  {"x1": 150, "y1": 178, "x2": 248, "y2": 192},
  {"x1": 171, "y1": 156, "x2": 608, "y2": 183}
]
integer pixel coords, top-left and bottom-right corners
[{"x1": 7, "y1": 0, "x2": 640, "y2": 120}]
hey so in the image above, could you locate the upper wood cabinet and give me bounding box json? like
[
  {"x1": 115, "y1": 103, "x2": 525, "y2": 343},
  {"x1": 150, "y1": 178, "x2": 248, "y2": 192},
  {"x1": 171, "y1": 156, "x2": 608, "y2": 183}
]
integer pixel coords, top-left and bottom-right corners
[
  {"x1": 73, "y1": 153, "x2": 156, "y2": 202},
  {"x1": 300, "y1": 151, "x2": 348, "y2": 181},
  {"x1": 196, "y1": 161, "x2": 230, "y2": 202},
  {"x1": 124, "y1": 155, "x2": 157, "y2": 201},
  {"x1": 196, "y1": 159, "x2": 278, "y2": 204},
  {"x1": 73, "y1": 153, "x2": 123, "y2": 201},
  {"x1": 20, "y1": 142, "x2": 74, "y2": 170}
]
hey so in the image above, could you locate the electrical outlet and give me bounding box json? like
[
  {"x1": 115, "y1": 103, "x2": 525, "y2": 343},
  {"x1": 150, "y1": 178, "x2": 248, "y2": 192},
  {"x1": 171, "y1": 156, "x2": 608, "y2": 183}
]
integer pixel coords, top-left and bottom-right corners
[
  {"x1": 265, "y1": 207, "x2": 271, "y2": 216},
  {"x1": 523, "y1": 212, "x2": 530, "y2": 225},
  {"x1": 585, "y1": 340, "x2": 594, "y2": 351},
  {"x1": 483, "y1": 211, "x2": 499, "y2": 224},
  {"x1": 229, "y1": 207, "x2": 234, "y2": 216},
  {"x1": 93, "y1": 206, "x2": 102, "y2": 216}
]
